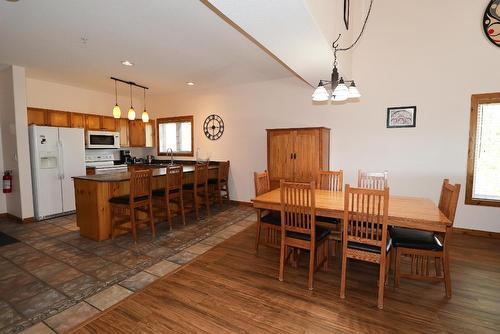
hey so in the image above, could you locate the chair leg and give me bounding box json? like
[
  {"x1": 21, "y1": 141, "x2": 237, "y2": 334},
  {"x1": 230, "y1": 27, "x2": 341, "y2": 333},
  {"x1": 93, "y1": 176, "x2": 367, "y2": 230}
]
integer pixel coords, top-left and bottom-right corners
[
  {"x1": 308, "y1": 246, "x2": 315, "y2": 290},
  {"x1": 179, "y1": 195, "x2": 186, "y2": 226},
  {"x1": 166, "y1": 197, "x2": 172, "y2": 230},
  {"x1": 394, "y1": 247, "x2": 401, "y2": 288},
  {"x1": 193, "y1": 190, "x2": 199, "y2": 220},
  {"x1": 377, "y1": 256, "x2": 387, "y2": 310},
  {"x1": 110, "y1": 205, "x2": 115, "y2": 240},
  {"x1": 340, "y1": 252, "x2": 347, "y2": 299},
  {"x1": 385, "y1": 251, "x2": 391, "y2": 286},
  {"x1": 130, "y1": 207, "x2": 137, "y2": 243},
  {"x1": 204, "y1": 186, "x2": 211, "y2": 216},
  {"x1": 322, "y1": 240, "x2": 329, "y2": 272},
  {"x1": 255, "y1": 210, "x2": 262, "y2": 253},
  {"x1": 435, "y1": 256, "x2": 442, "y2": 277},
  {"x1": 279, "y1": 242, "x2": 286, "y2": 282},
  {"x1": 218, "y1": 184, "x2": 223, "y2": 206},
  {"x1": 443, "y1": 250, "x2": 452, "y2": 298}
]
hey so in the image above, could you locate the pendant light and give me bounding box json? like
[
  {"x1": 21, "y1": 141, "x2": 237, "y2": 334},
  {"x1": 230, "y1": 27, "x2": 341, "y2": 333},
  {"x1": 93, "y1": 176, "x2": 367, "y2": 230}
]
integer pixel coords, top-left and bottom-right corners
[
  {"x1": 128, "y1": 83, "x2": 135, "y2": 120},
  {"x1": 112, "y1": 79, "x2": 121, "y2": 118},
  {"x1": 141, "y1": 87, "x2": 149, "y2": 123}
]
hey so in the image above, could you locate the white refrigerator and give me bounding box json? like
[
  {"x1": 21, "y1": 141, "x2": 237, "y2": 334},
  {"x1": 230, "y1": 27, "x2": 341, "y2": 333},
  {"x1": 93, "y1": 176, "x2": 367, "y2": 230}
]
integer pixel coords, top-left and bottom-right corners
[{"x1": 29, "y1": 125, "x2": 85, "y2": 220}]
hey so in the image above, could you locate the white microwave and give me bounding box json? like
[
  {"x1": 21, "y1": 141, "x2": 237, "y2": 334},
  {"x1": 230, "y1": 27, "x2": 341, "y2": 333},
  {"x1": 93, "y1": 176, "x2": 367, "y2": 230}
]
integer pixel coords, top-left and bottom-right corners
[{"x1": 86, "y1": 131, "x2": 120, "y2": 149}]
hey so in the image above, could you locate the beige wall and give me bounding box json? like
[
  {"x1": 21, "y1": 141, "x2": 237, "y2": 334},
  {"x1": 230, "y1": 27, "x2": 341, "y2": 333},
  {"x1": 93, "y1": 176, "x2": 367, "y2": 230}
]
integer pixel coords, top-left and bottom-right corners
[{"x1": 151, "y1": 0, "x2": 500, "y2": 233}]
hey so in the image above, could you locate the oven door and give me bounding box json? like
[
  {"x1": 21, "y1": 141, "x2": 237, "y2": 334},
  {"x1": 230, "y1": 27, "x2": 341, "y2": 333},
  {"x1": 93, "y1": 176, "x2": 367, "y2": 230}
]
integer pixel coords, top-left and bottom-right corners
[{"x1": 86, "y1": 131, "x2": 120, "y2": 149}]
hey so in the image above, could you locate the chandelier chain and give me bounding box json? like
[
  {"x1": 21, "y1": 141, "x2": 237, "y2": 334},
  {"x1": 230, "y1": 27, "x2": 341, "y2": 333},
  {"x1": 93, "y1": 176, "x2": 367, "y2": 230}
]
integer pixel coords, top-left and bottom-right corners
[{"x1": 334, "y1": 0, "x2": 374, "y2": 53}]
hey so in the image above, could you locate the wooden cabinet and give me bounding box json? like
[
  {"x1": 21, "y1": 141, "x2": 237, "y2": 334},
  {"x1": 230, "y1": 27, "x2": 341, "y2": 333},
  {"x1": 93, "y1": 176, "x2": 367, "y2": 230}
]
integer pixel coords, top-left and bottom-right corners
[
  {"x1": 129, "y1": 120, "x2": 146, "y2": 147},
  {"x1": 85, "y1": 114, "x2": 102, "y2": 130},
  {"x1": 46, "y1": 110, "x2": 70, "y2": 127},
  {"x1": 117, "y1": 118, "x2": 130, "y2": 147},
  {"x1": 27, "y1": 108, "x2": 47, "y2": 126},
  {"x1": 70, "y1": 113, "x2": 85, "y2": 128},
  {"x1": 267, "y1": 127, "x2": 330, "y2": 188},
  {"x1": 101, "y1": 116, "x2": 117, "y2": 131},
  {"x1": 145, "y1": 120, "x2": 155, "y2": 148}
]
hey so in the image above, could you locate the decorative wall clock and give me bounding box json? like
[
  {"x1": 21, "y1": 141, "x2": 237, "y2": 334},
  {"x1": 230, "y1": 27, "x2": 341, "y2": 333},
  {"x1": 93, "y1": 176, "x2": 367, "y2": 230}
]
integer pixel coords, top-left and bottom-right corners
[
  {"x1": 483, "y1": 0, "x2": 500, "y2": 47},
  {"x1": 203, "y1": 114, "x2": 224, "y2": 140}
]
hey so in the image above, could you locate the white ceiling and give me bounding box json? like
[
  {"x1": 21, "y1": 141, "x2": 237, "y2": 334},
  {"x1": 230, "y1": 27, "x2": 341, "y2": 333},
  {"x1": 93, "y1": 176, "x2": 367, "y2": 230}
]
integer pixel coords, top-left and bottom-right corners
[{"x1": 0, "y1": 0, "x2": 294, "y2": 96}]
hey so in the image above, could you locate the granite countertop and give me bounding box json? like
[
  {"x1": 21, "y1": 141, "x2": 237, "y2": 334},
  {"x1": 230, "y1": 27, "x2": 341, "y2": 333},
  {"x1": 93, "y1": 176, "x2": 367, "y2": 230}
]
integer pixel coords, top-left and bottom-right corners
[{"x1": 73, "y1": 165, "x2": 218, "y2": 182}]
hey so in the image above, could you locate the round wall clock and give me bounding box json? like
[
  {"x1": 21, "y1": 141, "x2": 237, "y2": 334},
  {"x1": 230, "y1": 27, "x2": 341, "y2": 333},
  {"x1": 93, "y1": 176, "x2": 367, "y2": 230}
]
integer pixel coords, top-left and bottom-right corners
[
  {"x1": 203, "y1": 114, "x2": 224, "y2": 140},
  {"x1": 483, "y1": 0, "x2": 500, "y2": 47}
]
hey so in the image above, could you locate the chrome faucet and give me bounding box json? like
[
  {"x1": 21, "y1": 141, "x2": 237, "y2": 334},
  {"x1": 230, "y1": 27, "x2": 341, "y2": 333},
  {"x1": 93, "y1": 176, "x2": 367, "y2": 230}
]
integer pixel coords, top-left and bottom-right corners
[{"x1": 167, "y1": 148, "x2": 174, "y2": 166}]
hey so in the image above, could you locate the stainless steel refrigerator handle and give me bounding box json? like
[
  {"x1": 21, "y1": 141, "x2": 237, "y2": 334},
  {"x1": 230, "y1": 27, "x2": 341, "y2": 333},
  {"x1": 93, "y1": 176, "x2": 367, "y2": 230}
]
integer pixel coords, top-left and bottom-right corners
[{"x1": 59, "y1": 140, "x2": 65, "y2": 179}]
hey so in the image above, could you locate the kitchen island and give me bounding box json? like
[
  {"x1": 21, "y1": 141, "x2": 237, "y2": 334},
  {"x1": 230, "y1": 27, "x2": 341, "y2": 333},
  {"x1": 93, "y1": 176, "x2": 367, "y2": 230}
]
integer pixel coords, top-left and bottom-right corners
[{"x1": 73, "y1": 164, "x2": 219, "y2": 241}]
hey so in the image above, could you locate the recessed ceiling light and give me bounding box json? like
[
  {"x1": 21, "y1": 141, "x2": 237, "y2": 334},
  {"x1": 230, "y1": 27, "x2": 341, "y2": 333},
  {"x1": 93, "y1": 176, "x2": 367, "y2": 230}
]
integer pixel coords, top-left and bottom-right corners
[
  {"x1": 121, "y1": 60, "x2": 134, "y2": 66},
  {"x1": 186, "y1": 82, "x2": 195, "y2": 86}
]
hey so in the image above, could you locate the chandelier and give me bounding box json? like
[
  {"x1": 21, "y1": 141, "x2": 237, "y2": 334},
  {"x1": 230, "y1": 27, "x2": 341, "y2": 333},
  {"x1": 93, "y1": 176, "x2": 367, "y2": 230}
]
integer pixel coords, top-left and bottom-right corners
[{"x1": 311, "y1": 0, "x2": 374, "y2": 102}]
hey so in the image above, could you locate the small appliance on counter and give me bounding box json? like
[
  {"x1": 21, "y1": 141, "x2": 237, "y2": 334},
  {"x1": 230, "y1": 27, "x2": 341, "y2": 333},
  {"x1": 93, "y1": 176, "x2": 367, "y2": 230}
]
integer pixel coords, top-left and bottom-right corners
[
  {"x1": 86, "y1": 154, "x2": 128, "y2": 174},
  {"x1": 145, "y1": 155, "x2": 155, "y2": 164},
  {"x1": 119, "y1": 149, "x2": 132, "y2": 164}
]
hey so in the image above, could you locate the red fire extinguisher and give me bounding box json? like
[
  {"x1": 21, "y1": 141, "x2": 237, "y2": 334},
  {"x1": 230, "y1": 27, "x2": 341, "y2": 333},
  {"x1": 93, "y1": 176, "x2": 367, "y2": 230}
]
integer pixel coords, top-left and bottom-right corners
[{"x1": 3, "y1": 170, "x2": 12, "y2": 193}]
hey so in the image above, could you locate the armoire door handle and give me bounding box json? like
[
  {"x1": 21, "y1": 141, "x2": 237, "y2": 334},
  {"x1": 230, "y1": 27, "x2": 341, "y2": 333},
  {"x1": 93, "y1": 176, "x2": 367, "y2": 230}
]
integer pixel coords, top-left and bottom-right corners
[
  {"x1": 290, "y1": 153, "x2": 293, "y2": 159},
  {"x1": 293, "y1": 153, "x2": 297, "y2": 159}
]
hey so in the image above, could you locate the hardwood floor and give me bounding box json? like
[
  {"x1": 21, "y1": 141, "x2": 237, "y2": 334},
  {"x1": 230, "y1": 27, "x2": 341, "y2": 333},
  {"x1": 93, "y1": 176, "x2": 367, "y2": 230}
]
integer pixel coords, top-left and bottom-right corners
[{"x1": 74, "y1": 226, "x2": 500, "y2": 334}]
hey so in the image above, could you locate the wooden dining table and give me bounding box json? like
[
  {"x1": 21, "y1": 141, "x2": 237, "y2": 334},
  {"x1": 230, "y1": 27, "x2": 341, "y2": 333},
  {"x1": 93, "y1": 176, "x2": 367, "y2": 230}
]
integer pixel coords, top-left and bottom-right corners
[{"x1": 252, "y1": 189, "x2": 451, "y2": 232}]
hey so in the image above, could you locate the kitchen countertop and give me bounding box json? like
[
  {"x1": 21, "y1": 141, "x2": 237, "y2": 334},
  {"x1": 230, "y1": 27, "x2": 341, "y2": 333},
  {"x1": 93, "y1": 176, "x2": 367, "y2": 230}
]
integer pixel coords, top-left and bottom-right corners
[{"x1": 73, "y1": 165, "x2": 218, "y2": 182}]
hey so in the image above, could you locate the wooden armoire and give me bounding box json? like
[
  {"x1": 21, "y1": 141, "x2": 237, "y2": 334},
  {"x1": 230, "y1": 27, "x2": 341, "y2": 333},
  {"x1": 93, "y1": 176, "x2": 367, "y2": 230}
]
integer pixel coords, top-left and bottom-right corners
[{"x1": 267, "y1": 127, "x2": 330, "y2": 189}]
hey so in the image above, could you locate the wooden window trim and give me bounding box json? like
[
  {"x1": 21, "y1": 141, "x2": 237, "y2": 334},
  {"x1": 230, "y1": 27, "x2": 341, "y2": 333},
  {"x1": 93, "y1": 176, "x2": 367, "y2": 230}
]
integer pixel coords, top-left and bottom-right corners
[
  {"x1": 156, "y1": 115, "x2": 194, "y2": 157},
  {"x1": 465, "y1": 92, "x2": 500, "y2": 207}
]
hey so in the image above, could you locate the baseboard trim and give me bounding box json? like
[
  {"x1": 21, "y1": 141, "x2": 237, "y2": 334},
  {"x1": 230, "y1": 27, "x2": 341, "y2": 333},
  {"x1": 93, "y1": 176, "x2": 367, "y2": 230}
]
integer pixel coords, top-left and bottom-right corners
[
  {"x1": 230, "y1": 200, "x2": 252, "y2": 207},
  {"x1": 453, "y1": 227, "x2": 500, "y2": 239},
  {"x1": 0, "y1": 213, "x2": 35, "y2": 224}
]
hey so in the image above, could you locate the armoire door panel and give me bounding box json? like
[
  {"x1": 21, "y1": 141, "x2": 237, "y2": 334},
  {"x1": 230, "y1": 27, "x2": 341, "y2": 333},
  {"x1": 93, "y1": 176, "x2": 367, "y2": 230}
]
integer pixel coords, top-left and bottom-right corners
[
  {"x1": 268, "y1": 130, "x2": 294, "y2": 183},
  {"x1": 293, "y1": 129, "x2": 320, "y2": 182}
]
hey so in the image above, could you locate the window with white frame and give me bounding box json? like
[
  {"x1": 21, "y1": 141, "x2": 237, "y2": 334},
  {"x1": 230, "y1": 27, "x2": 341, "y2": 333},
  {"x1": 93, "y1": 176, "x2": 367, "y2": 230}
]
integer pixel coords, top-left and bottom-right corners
[{"x1": 157, "y1": 116, "x2": 193, "y2": 156}]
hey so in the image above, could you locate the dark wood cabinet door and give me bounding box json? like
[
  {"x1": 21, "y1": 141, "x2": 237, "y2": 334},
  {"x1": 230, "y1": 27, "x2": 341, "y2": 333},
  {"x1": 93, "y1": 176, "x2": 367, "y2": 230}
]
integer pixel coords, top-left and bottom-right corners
[
  {"x1": 85, "y1": 114, "x2": 101, "y2": 130},
  {"x1": 70, "y1": 113, "x2": 85, "y2": 128},
  {"x1": 267, "y1": 129, "x2": 295, "y2": 188},
  {"x1": 293, "y1": 129, "x2": 320, "y2": 182},
  {"x1": 47, "y1": 110, "x2": 71, "y2": 127},
  {"x1": 27, "y1": 108, "x2": 47, "y2": 126},
  {"x1": 117, "y1": 118, "x2": 130, "y2": 147},
  {"x1": 101, "y1": 116, "x2": 117, "y2": 131},
  {"x1": 129, "y1": 120, "x2": 146, "y2": 147}
]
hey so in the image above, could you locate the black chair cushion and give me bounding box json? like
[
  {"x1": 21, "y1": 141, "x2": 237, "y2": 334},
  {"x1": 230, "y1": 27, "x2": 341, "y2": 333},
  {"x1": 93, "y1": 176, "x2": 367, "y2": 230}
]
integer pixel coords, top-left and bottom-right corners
[
  {"x1": 347, "y1": 238, "x2": 392, "y2": 254},
  {"x1": 183, "y1": 183, "x2": 205, "y2": 190},
  {"x1": 261, "y1": 212, "x2": 281, "y2": 226},
  {"x1": 286, "y1": 226, "x2": 330, "y2": 242},
  {"x1": 208, "y1": 178, "x2": 218, "y2": 184},
  {"x1": 152, "y1": 188, "x2": 179, "y2": 197},
  {"x1": 316, "y1": 216, "x2": 340, "y2": 225},
  {"x1": 390, "y1": 227, "x2": 443, "y2": 251},
  {"x1": 109, "y1": 195, "x2": 149, "y2": 204}
]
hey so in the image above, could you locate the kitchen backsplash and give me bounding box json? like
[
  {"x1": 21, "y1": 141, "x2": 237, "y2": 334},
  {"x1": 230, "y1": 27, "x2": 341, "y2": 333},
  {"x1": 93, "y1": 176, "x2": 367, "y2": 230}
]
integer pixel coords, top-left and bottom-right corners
[{"x1": 85, "y1": 147, "x2": 155, "y2": 161}]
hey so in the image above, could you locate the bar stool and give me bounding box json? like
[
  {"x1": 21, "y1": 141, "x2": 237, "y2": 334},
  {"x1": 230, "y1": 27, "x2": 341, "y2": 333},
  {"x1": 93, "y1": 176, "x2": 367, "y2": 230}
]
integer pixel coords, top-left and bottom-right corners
[
  {"x1": 109, "y1": 169, "x2": 155, "y2": 242},
  {"x1": 254, "y1": 170, "x2": 281, "y2": 252},
  {"x1": 209, "y1": 161, "x2": 230, "y2": 206},
  {"x1": 152, "y1": 165, "x2": 186, "y2": 230},
  {"x1": 183, "y1": 163, "x2": 210, "y2": 220}
]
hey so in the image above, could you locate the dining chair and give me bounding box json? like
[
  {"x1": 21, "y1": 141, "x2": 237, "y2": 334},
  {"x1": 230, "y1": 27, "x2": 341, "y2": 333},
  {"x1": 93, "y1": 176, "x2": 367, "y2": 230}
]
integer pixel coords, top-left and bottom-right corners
[
  {"x1": 254, "y1": 170, "x2": 281, "y2": 252},
  {"x1": 358, "y1": 170, "x2": 388, "y2": 189},
  {"x1": 183, "y1": 162, "x2": 210, "y2": 220},
  {"x1": 109, "y1": 169, "x2": 155, "y2": 242},
  {"x1": 279, "y1": 180, "x2": 330, "y2": 290},
  {"x1": 340, "y1": 184, "x2": 391, "y2": 309},
  {"x1": 152, "y1": 165, "x2": 186, "y2": 230},
  {"x1": 316, "y1": 170, "x2": 343, "y2": 256},
  {"x1": 209, "y1": 161, "x2": 230, "y2": 206},
  {"x1": 391, "y1": 179, "x2": 460, "y2": 298}
]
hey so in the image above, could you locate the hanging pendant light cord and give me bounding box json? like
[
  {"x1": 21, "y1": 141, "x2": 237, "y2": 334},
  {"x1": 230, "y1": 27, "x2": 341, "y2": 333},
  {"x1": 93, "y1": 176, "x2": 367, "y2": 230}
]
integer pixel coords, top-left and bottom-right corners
[
  {"x1": 114, "y1": 80, "x2": 118, "y2": 104},
  {"x1": 143, "y1": 88, "x2": 146, "y2": 110},
  {"x1": 333, "y1": 0, "x2": 374, "y2": 53},
  {"x1": 130, "y1": 84, "x2": 133, "y2": 107}
]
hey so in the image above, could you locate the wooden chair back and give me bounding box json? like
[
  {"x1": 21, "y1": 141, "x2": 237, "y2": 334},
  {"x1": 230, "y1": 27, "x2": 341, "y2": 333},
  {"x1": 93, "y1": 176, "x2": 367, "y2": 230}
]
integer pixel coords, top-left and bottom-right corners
[
  {"x1": 438, "y1": 179, "x2": 460, "y2": 224},
  {"x1": 166, "y1": 165, "x2": 183, "y2": 192},
  {"x1": 343, "y1": 185, "x2": 390, "y2": 248},
  {"x1": 317, "y1": 170, "x2": 343, "y2": 191},
  {"x1": 280, "y1": 180, "x2": 316, "y2": 237},
  {"x1": 218, "y1": 161, "x2": 230, "y2": 183},
  {"x1": 358, "y1": 170, "x2": 388, "y2": 190},
  {"x1": 194, "y1": 162, "x2": 209, "y2": 186},
  {"x1": 130, "y1": 169, "x2": 152, "y2": 202},
  {"x1": 254, "y1": 170, "x2": 271, "y2": 196}
]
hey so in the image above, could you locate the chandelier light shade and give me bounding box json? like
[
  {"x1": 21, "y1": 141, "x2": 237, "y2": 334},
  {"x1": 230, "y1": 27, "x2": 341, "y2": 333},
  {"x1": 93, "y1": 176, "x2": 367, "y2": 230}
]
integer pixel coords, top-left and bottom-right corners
[
  {"x1": 128, "y1": 84, "x2": 135, "y2": 120},
  {"x1": 348, "y1": 81, "x2": 361, "y2": 98},
  {"x1": 141, "y1": 87, "x2": 149, "y2": 123},
  {"x1": 331, "y1": 78, "x2": 349, "y2": 101},
  {"x1": 312, "y1": 82, "x2": 329, "y2": 102},
  {"x1": 112, "y1": 79, "x2": 121, "y2": 118}
]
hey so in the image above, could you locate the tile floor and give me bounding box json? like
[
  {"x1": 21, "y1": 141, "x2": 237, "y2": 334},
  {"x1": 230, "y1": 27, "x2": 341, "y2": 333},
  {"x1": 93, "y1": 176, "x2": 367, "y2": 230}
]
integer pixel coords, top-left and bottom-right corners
[{"x1": 0, "y1": 204, "x2": 255, "y2": 334}]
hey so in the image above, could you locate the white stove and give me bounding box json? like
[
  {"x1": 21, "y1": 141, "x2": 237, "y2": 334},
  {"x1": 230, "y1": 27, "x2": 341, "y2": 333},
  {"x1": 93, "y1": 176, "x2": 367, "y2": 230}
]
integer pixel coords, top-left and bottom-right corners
[{"x1": 85, "y1": 154, "x2": 128, "y2": 174}]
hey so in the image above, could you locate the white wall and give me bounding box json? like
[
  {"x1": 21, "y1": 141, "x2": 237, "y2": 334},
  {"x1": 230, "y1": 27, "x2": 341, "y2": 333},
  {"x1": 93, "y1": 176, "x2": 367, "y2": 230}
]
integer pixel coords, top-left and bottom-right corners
[
  {"x1": 0, "y1": 65, "x2": 34, "y2": 219},
  {"x1": 151, "y1": 0, "x2": 500, "y2": 233}
]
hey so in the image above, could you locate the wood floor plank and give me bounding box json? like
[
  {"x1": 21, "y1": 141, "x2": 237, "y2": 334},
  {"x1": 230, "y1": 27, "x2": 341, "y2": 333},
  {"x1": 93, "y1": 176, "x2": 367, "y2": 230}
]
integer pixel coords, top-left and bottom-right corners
[{"x1": 74, "y1": 225, "x2": 500, "y2": 334}]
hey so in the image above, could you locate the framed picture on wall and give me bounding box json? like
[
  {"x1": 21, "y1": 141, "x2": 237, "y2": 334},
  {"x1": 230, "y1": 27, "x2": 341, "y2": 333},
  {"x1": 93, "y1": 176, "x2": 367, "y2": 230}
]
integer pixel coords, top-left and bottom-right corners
[{"x1": 386, "y1": 106, "x2": 417, "y2": 128}]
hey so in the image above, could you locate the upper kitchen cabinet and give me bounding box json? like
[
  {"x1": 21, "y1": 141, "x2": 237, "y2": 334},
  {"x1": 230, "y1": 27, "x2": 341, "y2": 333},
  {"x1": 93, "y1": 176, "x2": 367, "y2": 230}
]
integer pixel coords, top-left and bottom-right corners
[
  {"x1": 46, "y1": 110, "x2": 71, "y2": 127},
  {"x1": 27, "y1": 108, "x2": 47, "y2": 126},
  {"x1": 117, "y1": 118, "x2": 130, "y2": 147},
  {"x1": 85, "y1": 114, "x2": 101, "y2": 130},
  {"x1": 129, "y1": 119, "x2": 155, "y2": 147},
  {"x1": 70, "y1": 113, "x2": 85, "y2": 128},
  {"x1": 267, "y1": 127, "x2": 330, "y2": 189},
  {"x1": 101, "y1": 116, "x2": 117, "y2": 131}
]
